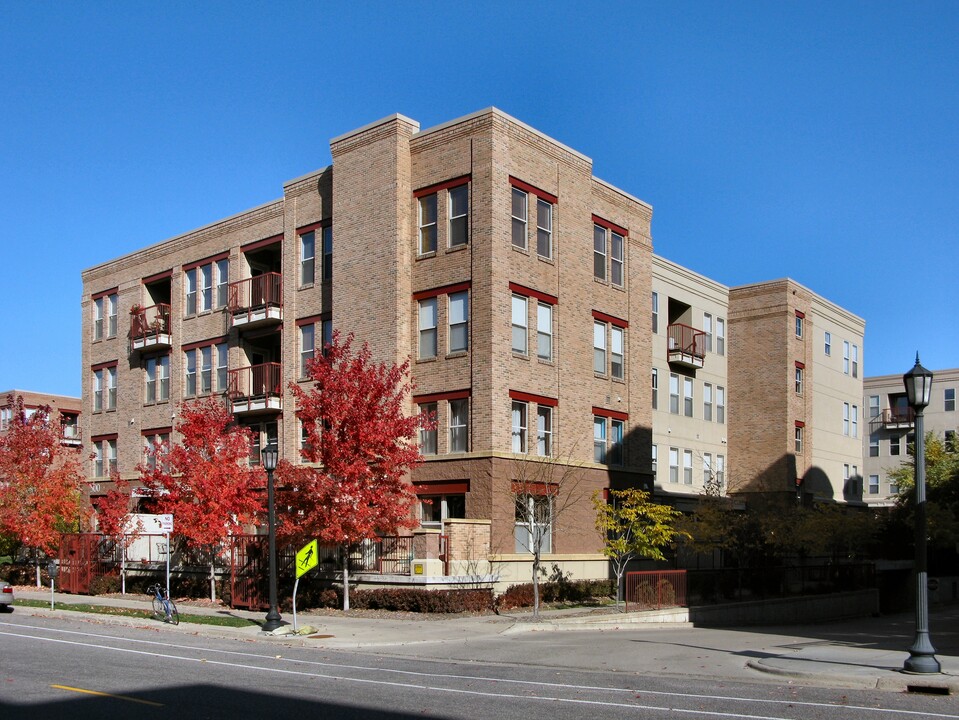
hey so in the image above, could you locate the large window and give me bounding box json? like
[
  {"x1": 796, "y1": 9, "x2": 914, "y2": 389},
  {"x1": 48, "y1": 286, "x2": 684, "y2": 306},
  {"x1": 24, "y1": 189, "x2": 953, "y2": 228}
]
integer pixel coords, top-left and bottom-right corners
[
  {"x1": 185, "y1": 260, "x2": 228, "y2": 315},
  {"x1": 449, "y1": 185, "x2": 469, "y2": 247},
  {"x1": 418, "y1": 298, "x2": 437, "y2": 359},
  {"x1": 868, "y1": 475, "x2": 880, "y2": 495},
  {"x1": 144, "y1": 355, "x2": 170, "y2": 405},
  {"x1": 510, "y1": 178, "x2": 555, "y2": 257},
  {"x1": 448, "y1": 292, "x2": 469, "y2": 353},
  {"x1": 593, "y1": 316, "x2": 627, "y2": 378},
  {"x1": 420, "y1": 494, "x2": 465, "y2": 526},
  {"x1": 593, "y1": 413, "x2": 625, "y2": 466},
  {"x1": 143, "y1": 431, "x2": 170, "y2": 472},
  {"x1": 515, "y1": 494, "x2": 552, "y2": 554},
  {"x1": 511, "y1": 294, "x2": 528, "y2": 354},
  {"x1": 593, "y1": 219, "x2": 626, "y2": 285},
  {"x1": 511, "y1": 401, "x2": 528, "y2": 453},
  {"x1": 449, "y1": 398, "x2": 468, "y2": 453},
  {"x1": 418, "y1": 194, "x2": 437, "y2": 255},
  {"x1": 92, "y1": 437, "x2": 117, "y2": 478},
  {"x1": 93, "y1": 292, "x2": 118, "y2": 340},
  {"x1": 185, "y1": 342, "x2": 227, "y2": 397}
]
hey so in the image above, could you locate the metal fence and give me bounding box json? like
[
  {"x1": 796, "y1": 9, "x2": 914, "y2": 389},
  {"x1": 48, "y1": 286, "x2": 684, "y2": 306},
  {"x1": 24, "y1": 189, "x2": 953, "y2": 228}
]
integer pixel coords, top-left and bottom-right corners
[{"x1": 625, "y1": 570, "x2": 688, "y2": 611}]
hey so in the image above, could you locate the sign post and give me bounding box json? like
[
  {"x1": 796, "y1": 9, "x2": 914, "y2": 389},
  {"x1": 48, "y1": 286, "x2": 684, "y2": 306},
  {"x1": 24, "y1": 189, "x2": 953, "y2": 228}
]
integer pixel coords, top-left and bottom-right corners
[
  {"x1": 156, "y1": 514, "x2": 174, "y2": 598},
  {"x1": 292, "y1": 539, "x2": 319, "y2": 632}
]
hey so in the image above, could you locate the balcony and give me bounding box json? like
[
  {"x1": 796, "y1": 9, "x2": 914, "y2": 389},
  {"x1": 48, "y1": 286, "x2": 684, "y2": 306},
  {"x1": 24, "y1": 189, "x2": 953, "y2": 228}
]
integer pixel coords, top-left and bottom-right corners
[
  {"x1": 873, "y1": 408, "x2": 915, "y2": 430},
  {"x1": 667, "y1": 323, "x2": 706, "y2": 369},
  {"x1": 60, "y1": 423, "x2": 81, "y2": 447},
  {"x1": 228, "y1": 363, "x2": 282, "y2": 415},
  {"x1": 130, "y1": 304, "x2": 172, "y2": 352},
  {"x1": 228, "y1": 273, "x2": 282, "y2": 329}
]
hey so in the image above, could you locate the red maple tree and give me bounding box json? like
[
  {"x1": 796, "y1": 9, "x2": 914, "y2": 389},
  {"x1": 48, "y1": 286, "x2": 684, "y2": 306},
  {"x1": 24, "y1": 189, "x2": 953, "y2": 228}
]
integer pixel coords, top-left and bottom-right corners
[
  {"x1": 277, "y1": 332, "x2": 428, "y2": 610},
  {"x1": 140, "y1": 397, "x2": 264, "y2": 600},
  {"x1": 0, "y1": 395, "x2": 87, "y2": 559}
]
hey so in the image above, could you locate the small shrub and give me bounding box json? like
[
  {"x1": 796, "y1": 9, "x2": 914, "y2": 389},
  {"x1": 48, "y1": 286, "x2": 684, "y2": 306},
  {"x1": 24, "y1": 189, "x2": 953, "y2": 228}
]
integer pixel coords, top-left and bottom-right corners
[
  {"x1": 497, "y1": 579, "x2": 616, "y2": 610},
  {"x1": 88, "y1": 574, "x2": 121, "y2": 596},
  {"x1": 338, "y1": 588, "x2": 493, "y2": 613}
]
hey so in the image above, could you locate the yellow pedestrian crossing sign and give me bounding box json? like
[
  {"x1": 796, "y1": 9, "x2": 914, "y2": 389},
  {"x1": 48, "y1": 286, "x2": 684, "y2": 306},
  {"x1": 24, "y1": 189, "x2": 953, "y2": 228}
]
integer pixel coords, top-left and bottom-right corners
[{"x1": 296, "y1": 539, "x2": 318, "y2": 578}]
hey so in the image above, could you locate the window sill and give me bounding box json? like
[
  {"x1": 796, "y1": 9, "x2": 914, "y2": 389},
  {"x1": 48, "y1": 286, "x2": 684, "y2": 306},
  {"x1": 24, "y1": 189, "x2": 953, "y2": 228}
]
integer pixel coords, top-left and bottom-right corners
[
  {"x1": 536, "y1": 254, "x2": 554, "y2": 265},
  {"x1": 298, "y1": 283, "x2": 315, "y2": 291},
  {"x1": 536, "y1": 357, "x2": 554, "y2": 366},
  {"x1": 612, "y1": 377, "x2": 626, "y2": 384},
  {"x1": 446, "y1": 350, "x2": 468, "y2": 360},
  {"x1": 593, "y1": 276, "x2": 609, "y2": 286},
  {"x1": 446, "y1": 244, "x2": 468, "y2": 254},
  {"x1": 416, "y1": 251, "x2": 437, "y2": 261},
  {"x1": 512, "y1": 351, "x2": 530, "y2": 361},
  {"x1": 415, "y1": 356, "x2": 438, "y2": 364},
  {"x1": 511, "y1": 244, "x2": 530, "y2": 256}
]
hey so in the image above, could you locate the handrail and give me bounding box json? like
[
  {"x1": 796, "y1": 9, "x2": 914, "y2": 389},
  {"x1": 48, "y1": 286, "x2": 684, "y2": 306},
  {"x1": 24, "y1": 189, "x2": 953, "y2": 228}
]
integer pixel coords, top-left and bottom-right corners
[
  {"x1": 667, "y1": 323, "x2": 706, "y2": 359},
  {"x1": 130, "y1": 303, "x2": 172, "y2": 341}
]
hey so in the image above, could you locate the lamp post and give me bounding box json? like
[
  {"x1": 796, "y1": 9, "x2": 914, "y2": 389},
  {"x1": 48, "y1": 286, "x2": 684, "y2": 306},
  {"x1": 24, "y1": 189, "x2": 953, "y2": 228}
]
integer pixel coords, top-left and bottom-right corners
[
  {"x1": 902, "y1": 354, "x2": 940, "y2": 674},
  {"x1": 261, "y1": 443, "x2": 283, "y2": 632}
]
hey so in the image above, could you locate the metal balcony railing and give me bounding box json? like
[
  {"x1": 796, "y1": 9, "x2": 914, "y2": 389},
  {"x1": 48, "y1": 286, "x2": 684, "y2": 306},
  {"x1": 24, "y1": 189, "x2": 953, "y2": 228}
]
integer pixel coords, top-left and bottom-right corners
[
  {"x1": 130, "y1": 303, "x2": 172, "y2": 351},
  {"x1": 228, "y1": 273, "x2": 282, "y2": 328},
  {"x1": 875, "y1": 407, "x2": 915, "y2": 428},
  {"x1": 228, "y1": 363, "x2": 282, "y2": 414},
  {"x1": 667, "y1": 323, "x2": 706, "y2": 368}
]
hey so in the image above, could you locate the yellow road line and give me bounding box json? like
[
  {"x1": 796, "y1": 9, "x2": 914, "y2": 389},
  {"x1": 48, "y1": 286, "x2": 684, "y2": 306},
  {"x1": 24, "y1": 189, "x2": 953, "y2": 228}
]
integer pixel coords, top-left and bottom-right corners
[{"x1": 50, "y1": 684, "x2": 163, "y2": 707}]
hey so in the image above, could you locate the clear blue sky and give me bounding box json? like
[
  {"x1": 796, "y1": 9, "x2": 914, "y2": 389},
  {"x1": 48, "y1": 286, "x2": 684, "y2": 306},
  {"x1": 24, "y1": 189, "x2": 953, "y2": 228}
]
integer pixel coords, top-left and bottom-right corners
[{"x1": 2, "y1": 2, "x2": 957, "y2": 397}]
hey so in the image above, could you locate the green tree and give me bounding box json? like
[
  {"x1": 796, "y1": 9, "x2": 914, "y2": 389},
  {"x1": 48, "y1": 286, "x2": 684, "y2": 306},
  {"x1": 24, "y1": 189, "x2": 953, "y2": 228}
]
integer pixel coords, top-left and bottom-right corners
[
  {"x1": 592, "y1": 488, "x2": 688, "y2": 609},
  {"x1": 889, "y1": 431, "x2": 959, "y2": 550}
]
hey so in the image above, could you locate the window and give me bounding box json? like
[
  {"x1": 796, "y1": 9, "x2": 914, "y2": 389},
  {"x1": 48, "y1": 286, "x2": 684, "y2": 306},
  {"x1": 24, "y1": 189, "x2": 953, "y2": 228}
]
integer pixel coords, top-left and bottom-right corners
[
  {"x1": 536, "y1": 302, "x2": 552, "y2": 361},
  {"x1": 683, "y1": 377, "x2": 693, "y2": 417},
  {"x1": 199, "y1": 346, "x2": 213, "y2": 394},
  {"x1": 144, "y1": 355, "x2": 170, "y2": 404},
  {"x1": 93, "y1": 292, "x2": 117, "y2": 340},
  {"x1": 537, "y1": 198, "x2": 552, "y2": 258},
  {"x1": 449, "y1": 399, "x2": 468, "y2": 453},
  {"x1": 716, "y1": 455, "x2": 725, "y2": 487},
  {"x1": 300, "y1": 230, "x2": 315, "y2": 286},
  {"x1": 536, "y1": 406, "x2": 552, "y2": 456},
  {"x1": 795, "y1": 425, "x2": 803, "y2": 453},
  {"x1": 843, "y1": 402, "x2": 850, "y2": 436},
  {"x1": 449, "y1": 185, "x2": 469, "y2": 247},
  {"x1": 185, "y1": 261, "x2": 227, "y2": 314},
  {"x1": 890, "y1": 435, "x2": 902, "y2": 456},
  {"x1": 703, "y1": 383, "x2": 713, "y2": 421},
  {"x1": 593, "y1": 416, "x2": 607, "y2": 463},
  {"x1": 717, "y1": 386, "x2": 725, "y2": 424},
  {"x1": 795, "y1": 313, "x2": 803, "y2": 338},
  {"x1": 216, "y1": 259, "x2": 229, "y2": 307},
  {"x1": 668, "y1": 447, "x2": 679, "y2": 483},
  {"x1": 890, "y1": 479, "x2": 900, "y2": 495},
  {"x1": 945, "y1": 388, "x2": 956, "y2": 412},
  {"x1": 246, "y1": 421, "x2": 278, "y2": 467},
  {"x1": 703, "y1": 313, "x2": 713, "y2": 352},
  {"x1": 184, "y1": 342, "x2": 227, "y2": 396},
  {"x1": 669, "y1": 373, "x2": 680, "y2": 414},
  {"x1": 652, "y1": 292, "x2": 659, "y2": 334},
  {"x1": 716, "y1": 318, "x2": 725, "y2": 356},
  {"x1": 795, "y1": 365, "x2": 804, "y2": 395},
  {"x1": 418, "y1": 402, "x2": 437, "y2": 455},
  {"x1": 593, "y1": 224, "x2": 607, "y2": 281},
  {"x1": 322, "y1": 225, "x2": 333, "y2": 280},
  {"x1": 868, "y1": 475, "x2": 879, "y2": 495},
  {"x1": 511, "y1": 401, "x2": 528, "y2": 453},
  {"x1": 106, "y1": 366, "x2": 117, "y2": 410},
  {"x1": 107, "y1": 293, "x2": 117, "y2": 338},
  {"x1": 824, "y1": 331, "x2": 831, "y2": 355},
  {"x1": 93, "y1": 296, "x2": 104, "y2": 340},
  {"x1": 651, "y1": 369, "x2": 658, "y2": 411},
  {"x1": 418, "y1": 298, "x2": 437, "y2": 359},
  {"x1": 200, "y1": 263, "x2": 213, "y2": 312},
  {"x1": 703, "y1": 453, "x2": 712, "y2": 486},
  {"x1": 945, "y1": 430, "x2": 956, "y2": 453},
  {"x1": 869, "y1": 433, "x2": 880, "y2": 457},
  {"x1": 852, "y1": 405, "x2": 858, "y2": 438},
  {"x1": 869, "y1": 395, "x2": 880, "y2": 418},
  {"x1": 300, "y1": 324, "x2": 315, "y2": 378},
  {"x1": 93, "y1": 438, "x2": 117, "y2": 478},
  {"x1": 420, "y1": 494, "x2": 465, "y2": 526},
  {"x1": 185, "y1": 267, "x2": 197, "y2": 316},
  {"x1": 611, "y1": 326, "x2": 624, "y2": 380},
  {"x1": 322, "y1": 318, "x2": 332, "y2": 355},
  {"x1": 185, "y1": 350, "x2": 197, "y2": 397},
  {"x1": 448, "y1": 292, "x2": 469, "y2": 353},
  {"x1": 143, "y1": 432, "x2": 170, "y2": 472},
  {"x1": 610, "y1": 419, "x2": 624, "y2": 466},
  {"x1": 0, "y1": 408, "x2": 10, "y2": 432},
  {"x1": 418, "y1": 194, "x2": 437, "y2": 255},
  {"x1": 852, "y1": 344, "x2": 859, "y2": 378},
  {"x1": 683, "y1": 449, "x2": 693, "y2": 485},
  {"x1": 843, "y1": 341, "x2": 850, "y2": 374},
  {"x1": 610, "y1": 230, "x2": 624, "y2": 286},
  {"x1": 515, "y1": 494, "x2": 552, "y2": 554},
  {"x1": 511, "y1": 294, "x2": 528, "y2": 354},
  {"x1": 511, "y1": 187, "x2": 528, "y2": 249},
  {"x1": 217, "y1": 344, "x2": 228, "y2": 392},
  {"x1": 593, "y1": 321, "x2": 606, "y2": 374},
  {"x1": 93, "y1": 369, "x2": 104, "y2": 413}
]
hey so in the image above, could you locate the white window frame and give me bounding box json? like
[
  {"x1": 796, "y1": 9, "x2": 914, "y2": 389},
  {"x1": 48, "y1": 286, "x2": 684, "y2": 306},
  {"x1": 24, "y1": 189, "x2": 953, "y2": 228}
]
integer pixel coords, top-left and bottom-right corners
[
  {"x1": 795, "y1": 425, "x2": 803, "y2": 453},
  {"x1": 611, "y1": 325, "x2": 624, "y2": 380},
  {"x1": 843, "y1": 402, "x2": 850, "y2": 436},
  {"x1": 703, "y1": 313, "x2": 713, "y2": 352},
  {"x1": 511, "y1": 294, "x2": 528, "y2": 354},
  {"x1": 824, "y1": 331, "x2": 832, "y2": 356},
  {"x1": 682, "y1": 449, "x2": 693, "y2": 485},
  {"x1": 107, "y1": 293, "x2": 118, "y2": 338},
  {"x1": 843, "y1": 341, "x2": 850, "y2": 374},
  {"x1": 852, "y1": 344, "x2": 859, "y2": 378},
  {"x1": 946, "y1": 388, "x2": 956, "y2": 412},
  {"x1": 795, "y1": 314, "x2": 803, "y2": 338},
  {"x1": 868, "y1": 474, "x2": 880, "y2": 495},
  {"x1": 93, "y1": 369, "x2": 104, "y2": 413},
  {"x1": 300, "y1": 323, "x2": 315, "y2": 378},
  {"x1": 216, "y1": 259, "x2": 229, "y2": 308},
  {"x1": 593, "y1": 416, "x2": 607, "y2": 464},
  {"x1": 300, "y1": 230, "x2": 315, "y2": 286},
  {"x1": 651, "y1": 368, "x2": 659, "y2": 410},
  {"x1": 185, "y1": 267, "x2": 197, "y2": 316},
  {"x1": 106, "y1": 366, "x2": 117, "y2": 410},
  {"x1": 536, "y1": 198, "x2": 552, "y2": 258},
  {"x1": 511, "y1": 187, "x2": 528, "y2": 250},
  {"x1": 652, "y1": 292, "x2": 659, "y2": 334},
  {"x1": 418, "y1": 298, "x2": 438, "y2": 359},
  {"x1": 448, "y1": 291, "x2": 469, "y2": 354},
  {"x1": 610, "y1": 231, "x2": 624, "y2": 286},
  {"x1": 511, "y1": 401, "x2": 528, "y2": 454},
  {"x1": 669, "y1": 373, "x2": 680, "y2": 415},
  {"x1": 536, "y1": 405, "x2": 552, "y2": 457},
  {"x1": 796, "y1": 366, "x2": 804, "y2": 395},
  {"x1": 536, "y1": 302, "x2": 552, "y2": 361},
  {"x1": 200, "y1": 263, "x2": 213, "y2": 313},
  {"x1": 716, "y1": 317, "x2": 725, "y2": 356},
  {"x1": 683, "y1": 377, "x2": 693, "y2": 417},
  {"x1": 448, "y1": 184, "x2": 469, "y2": 248},
  {"x1": 93, "y1": 296, "x2": 104, "y2": 340},
  {"x1": 717, "y1": 386, "x2": 725, "y2": 424},
  {"x1": 593, "y1": 321, "x2": 607, "y2": 375},
  {"x1": 668, "y1": 447, "x2": 679, "y2": 484},
  {"x1": 593, "y1": 224, "x2": 607, "y2": 281},
  {"x1": 703, "y1": 382, "x2": 713, "y2": 421},
  {"x1": 610, "y1": 418, "x2": 624, "y2": 466},
  {"x1": 418, "y1": 193, "x2": 437, "y2": 255},
  {"x1": 449, "y1": 398, "x2": 468, "y2": 453},
  {"x1": 418, "y1": 402, "x2": 437, "y2": 455}
]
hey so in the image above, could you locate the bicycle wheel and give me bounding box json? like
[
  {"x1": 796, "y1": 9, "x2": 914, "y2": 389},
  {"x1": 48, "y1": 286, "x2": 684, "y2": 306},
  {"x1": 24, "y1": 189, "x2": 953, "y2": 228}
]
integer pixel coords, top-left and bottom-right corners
[
  {"x1": 166, "y1": 599, "x2": 179, "y2": 625},
  {"x1": 152, "y1": 596, "x2": 165, "y2": 621}
]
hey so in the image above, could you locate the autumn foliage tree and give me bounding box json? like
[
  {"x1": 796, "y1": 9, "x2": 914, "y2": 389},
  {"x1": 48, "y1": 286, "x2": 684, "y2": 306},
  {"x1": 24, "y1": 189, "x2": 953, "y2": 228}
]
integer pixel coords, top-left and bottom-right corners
[
  {"x1": 277, "y1": 332, "x2": 426, "y2": 611},
  {"x1": 140, "y1": 397, "x2": 264, "y2": 600},
  {"x1": 0, "y1": 395, "x2": 87, "y2": 574}
]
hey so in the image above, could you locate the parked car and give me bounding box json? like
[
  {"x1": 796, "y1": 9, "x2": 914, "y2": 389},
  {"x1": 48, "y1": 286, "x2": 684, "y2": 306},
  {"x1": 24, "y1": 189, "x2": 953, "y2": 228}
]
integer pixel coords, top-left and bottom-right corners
[{"x1": 0, "y1": 583, "x2": 12, "y2": 611}]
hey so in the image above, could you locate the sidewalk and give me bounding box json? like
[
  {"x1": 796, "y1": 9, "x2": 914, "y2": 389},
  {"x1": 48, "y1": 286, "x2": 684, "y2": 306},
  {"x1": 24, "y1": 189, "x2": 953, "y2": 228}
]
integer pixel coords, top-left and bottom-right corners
[{"x1": 11, "y1": 588, "x2": 959, "y2": 694}]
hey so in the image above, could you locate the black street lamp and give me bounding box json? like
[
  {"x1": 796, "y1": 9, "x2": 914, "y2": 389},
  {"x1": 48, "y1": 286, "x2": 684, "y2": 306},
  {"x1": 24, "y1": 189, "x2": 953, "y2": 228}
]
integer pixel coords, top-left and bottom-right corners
[
  {"x1": 902, "y1": 354, "x2": 940, "y2": 674},
  {"x1": 261, "y1": 443, "x2": 283, "y2": 633}
]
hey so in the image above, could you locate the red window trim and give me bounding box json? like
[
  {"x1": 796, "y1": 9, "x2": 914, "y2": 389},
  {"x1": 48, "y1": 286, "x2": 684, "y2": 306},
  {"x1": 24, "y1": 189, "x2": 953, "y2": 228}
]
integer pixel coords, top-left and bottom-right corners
[
  {"x1": 592, "y1": 406, "x2": 629, "y2": 422},
  {"x1": 795, "y1": 361, "x2": 805, "y2": 369},
  {"x1": 91, "y1": 287, "x2": 118, "y2": 301},
  {"x1": 241, "y1": 234, "x2": 283, "y2": 253},
  {"x1": 183, "y1": 251, "x2": 230, "y2": 272},
  {"x1": 795, "y1": 310, "x2": 806, "y2": 319},
  {"x1": 295, "y1": 314, "x2": 328, "y2": 327},
  {"x1": 511, "y1": 481, "x2": 558, "y2": 496},
  {"x1": 795, "y1": 420, "x2": 806, "y2": 428},
  {"x1": 296, "y1": 219, "x2": 331, "y2": 235},
  {"x1": 508, "y1": 282, "x2": 558, "y2": 306},
  {"x1": 413, "y1": 389, "x2": 471, "y2": 404},
  {"x1": 509, "y1": 176, "x2": 558, "y2": 204},
  {"x1": 509, "y1": 390, "x2": 558, "y2": 407},
  {"x1": 592, "y1": 309, "x2": 628, "y2": 328},
  {"x1": 182, "y1": 335, "x2": 229, "y2": 352},
  {"x1": 413, "y1": 174, "x2": 471, "y2": 199},
  {"x1": 91, "y1": 360, "x2": 118, "y2": 372},
  {"x1": 91, "y1": 433, "x2": 118, "y2": 442},
  {"x1": 591, "y1": 214, "x2": 629, "y2": 237},
  {"x1": 413, "y1": 480, "x2": 470, "y2": 495},
  {"x1": 142, "y1": 269, "x2": 173, "y2": 285},
  {"x1": 141, "y1": 426, "x2": 173, "y2": 437},
  {"x1": 412, "y1": 281, "x2": 471, "y2": 301}
]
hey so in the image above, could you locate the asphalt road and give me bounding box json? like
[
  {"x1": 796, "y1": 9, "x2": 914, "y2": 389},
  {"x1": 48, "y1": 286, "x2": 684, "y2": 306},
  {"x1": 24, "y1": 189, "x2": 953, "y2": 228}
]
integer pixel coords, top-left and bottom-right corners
[{"x1": 1, "y1": 612, "x2": 956, "y2": 720}]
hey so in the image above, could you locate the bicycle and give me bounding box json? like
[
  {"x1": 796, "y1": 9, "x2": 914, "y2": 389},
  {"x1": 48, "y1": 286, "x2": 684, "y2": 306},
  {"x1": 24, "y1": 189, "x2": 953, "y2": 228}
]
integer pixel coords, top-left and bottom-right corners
[{"x1": 148, "y1": 583, "x2": 179, "y2": 625}]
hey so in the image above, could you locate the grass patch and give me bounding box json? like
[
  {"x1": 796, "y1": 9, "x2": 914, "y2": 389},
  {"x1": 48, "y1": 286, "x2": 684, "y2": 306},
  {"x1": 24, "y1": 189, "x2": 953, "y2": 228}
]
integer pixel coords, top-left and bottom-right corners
[{"x1": 12, "y1": 599, "x2": 258, "y2": 628}]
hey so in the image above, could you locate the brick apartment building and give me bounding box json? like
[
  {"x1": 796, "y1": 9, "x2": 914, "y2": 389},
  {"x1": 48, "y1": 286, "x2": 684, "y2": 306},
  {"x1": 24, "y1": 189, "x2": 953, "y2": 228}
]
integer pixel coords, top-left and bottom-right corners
[
  {"x1": 862, "y1": 367, "x2": 958, "y2": 506},
  {"x1": 0, "y1": 390, "x2": 81, "y2": 447},
  {"x1": 80, "y1": 108, "x2": 865, "y2": 583}
]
